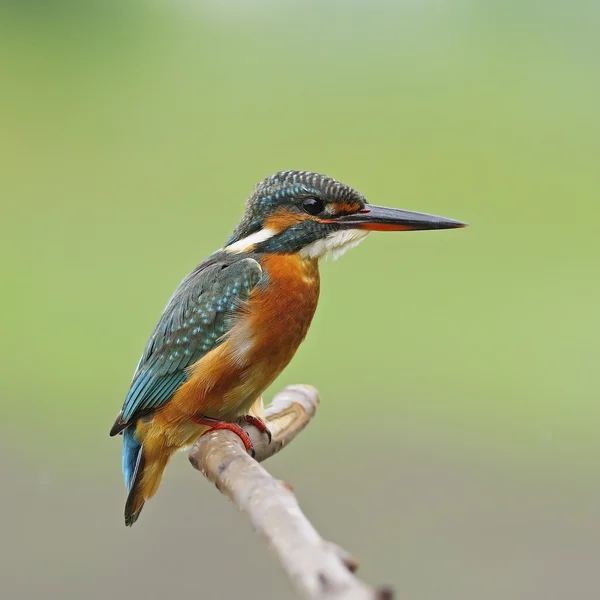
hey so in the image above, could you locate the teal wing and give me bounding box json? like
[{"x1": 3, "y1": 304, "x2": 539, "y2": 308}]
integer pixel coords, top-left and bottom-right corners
[{"x1": 109, "y1": 255, "x2": 262, "y2": 436}]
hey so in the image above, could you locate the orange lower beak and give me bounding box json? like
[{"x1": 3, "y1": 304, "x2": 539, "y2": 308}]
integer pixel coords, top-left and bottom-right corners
[{"x1": 336, "y1": 204, "x2": 467, "y2": 231}]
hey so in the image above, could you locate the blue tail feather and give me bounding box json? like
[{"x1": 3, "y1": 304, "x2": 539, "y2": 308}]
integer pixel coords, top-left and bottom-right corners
[{"x1": 122, "y1": 427, "x2": 142, "y2": 491}]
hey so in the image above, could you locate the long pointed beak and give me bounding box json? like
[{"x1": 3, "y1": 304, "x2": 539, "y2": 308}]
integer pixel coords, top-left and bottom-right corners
[{"x1": 336, "y1": 204, "x2": 467, "y2": 231}]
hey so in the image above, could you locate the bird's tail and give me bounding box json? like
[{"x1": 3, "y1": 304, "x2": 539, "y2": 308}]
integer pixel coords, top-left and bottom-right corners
[{"x1": 122, "y1": 426, "x2": 170, "y2": 526}]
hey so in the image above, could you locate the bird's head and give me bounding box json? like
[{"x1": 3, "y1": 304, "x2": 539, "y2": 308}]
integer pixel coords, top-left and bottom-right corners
[{"x1": 225, "y1": 171, "x2": 466, "y2": 259}]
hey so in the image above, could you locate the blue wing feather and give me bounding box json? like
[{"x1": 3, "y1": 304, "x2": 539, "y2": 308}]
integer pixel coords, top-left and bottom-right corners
[{"x1": 111, "y1": 255, "x2": 262, "y2": 433}]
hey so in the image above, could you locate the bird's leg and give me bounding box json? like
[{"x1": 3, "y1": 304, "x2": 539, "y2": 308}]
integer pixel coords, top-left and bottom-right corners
[
  {"x1": 191, "y1": 416, "x2": 270, "y2": 458},
  {"x1": 241, "y1": 415, "x2": 272, "y2": 444}
]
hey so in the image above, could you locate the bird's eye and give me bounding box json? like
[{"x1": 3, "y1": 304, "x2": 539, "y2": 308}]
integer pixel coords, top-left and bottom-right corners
[{"x1": 302, "y1": 197, "x2": 325, "y2": 216}]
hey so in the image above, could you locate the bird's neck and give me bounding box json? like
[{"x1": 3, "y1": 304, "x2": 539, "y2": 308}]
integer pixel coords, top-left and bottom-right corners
[
  {"x1": 258, "y1": 252, "x2": 320, "y2": 288},
  {"x1": 247, "y1": 252, "x2": 320, "y2": 369}
]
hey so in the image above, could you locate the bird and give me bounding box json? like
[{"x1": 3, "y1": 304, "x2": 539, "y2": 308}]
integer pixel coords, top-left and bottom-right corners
[{"x1": 110, "y1": 170, "x2": 466, "y2": 526}]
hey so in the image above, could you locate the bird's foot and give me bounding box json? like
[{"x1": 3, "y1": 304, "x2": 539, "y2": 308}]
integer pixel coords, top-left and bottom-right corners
[
  {"x1": 192, "y1": 416, "x2": 270, "y2": 457},
  {"x1": 241, "y1": 415, "x2": 272, "y2": 444}
]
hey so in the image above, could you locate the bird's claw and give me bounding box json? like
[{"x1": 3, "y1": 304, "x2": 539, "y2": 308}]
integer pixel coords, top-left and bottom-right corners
[
  {"x1": 242, "y1": 415, "x2": 272, "y2": 444},
  {"x1": 192, "y1": 415, "x2": 271, "y2": 456},
  {"x1": 193, "y1": 417, "x2": 256, "y2": 457}
]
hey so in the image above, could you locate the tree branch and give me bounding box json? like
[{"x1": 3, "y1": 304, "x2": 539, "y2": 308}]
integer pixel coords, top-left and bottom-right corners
[{"x1": 188, "y1": 385, "x2": 393, "y2": 600}]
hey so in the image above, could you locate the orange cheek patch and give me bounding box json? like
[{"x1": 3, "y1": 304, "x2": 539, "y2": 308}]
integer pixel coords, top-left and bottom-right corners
[
  {"x1": 335, "y1": 201, "x2": 363, "y2": 214},
  {"x1": 264, "y1": 210, "x2": 309, "y2": 232},
  {"x1": 317, "y1": 201, "x2": 364, "y2": 224}
]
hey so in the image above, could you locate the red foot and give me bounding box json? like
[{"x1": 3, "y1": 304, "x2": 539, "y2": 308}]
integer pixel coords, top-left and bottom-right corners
[
  {"x1": 242, "y1": 415, "x2": 272, "y2": 444},
  {"x1": 192, "y1": 416, "x2": 272, "y2": 457},
  {"x1": 193, "y1": 416, "x2": 264, "y2": 457}
]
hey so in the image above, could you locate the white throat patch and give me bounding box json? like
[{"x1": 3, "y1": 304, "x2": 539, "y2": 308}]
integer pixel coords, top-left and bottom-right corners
[
  {"x1": 300, "y1": 229, "x2": 370, "y2": 260},
  {"x1": 225, "y1": 228, "x2": 276, "y2": 253}
]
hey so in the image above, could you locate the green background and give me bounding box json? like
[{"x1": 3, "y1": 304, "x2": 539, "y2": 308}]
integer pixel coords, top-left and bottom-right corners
[{"x1": 1, "y1": 2, "x2": 599, "y2": 599}]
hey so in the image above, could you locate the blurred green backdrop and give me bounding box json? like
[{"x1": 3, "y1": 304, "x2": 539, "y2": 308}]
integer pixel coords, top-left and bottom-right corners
[{"x1": 1, "y1": 1, "x2": 599, "y2": 599}]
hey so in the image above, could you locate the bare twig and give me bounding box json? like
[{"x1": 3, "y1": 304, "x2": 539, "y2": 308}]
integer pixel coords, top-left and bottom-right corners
[{"x1": 189, "y1": 385, "x2": 393, "y2": 600}]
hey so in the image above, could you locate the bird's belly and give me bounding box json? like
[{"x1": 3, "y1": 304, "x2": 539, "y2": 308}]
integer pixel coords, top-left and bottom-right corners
[{"x1": 156, "y1": 254, "x2": 320, "y2": 428}]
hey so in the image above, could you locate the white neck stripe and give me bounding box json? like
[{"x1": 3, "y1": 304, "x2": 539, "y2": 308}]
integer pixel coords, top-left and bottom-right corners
[
  {"x1": 299, "y1": 229, "x2": 370, "y2": 260},
  {"x1": 224, "y1": 228, "x2": 276, "y2": 253}
]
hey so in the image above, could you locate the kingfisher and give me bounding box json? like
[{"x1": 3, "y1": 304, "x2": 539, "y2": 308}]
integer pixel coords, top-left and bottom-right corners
[{"x1": 110, "y1": 170, "x2": 466, "y2": 526}]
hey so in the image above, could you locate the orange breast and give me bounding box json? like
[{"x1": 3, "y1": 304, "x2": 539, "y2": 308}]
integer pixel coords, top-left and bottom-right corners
[
  {"x1": 240, "y1": 253, "x2": 320, "y2": 386},
  {"x1": 157, "y1": 254, "x2": 320, "y2": 426}
]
